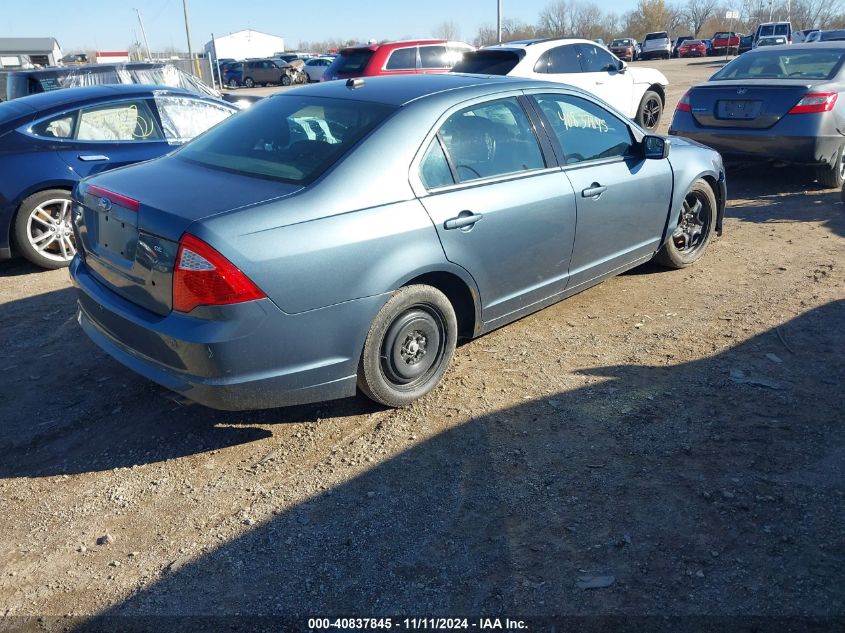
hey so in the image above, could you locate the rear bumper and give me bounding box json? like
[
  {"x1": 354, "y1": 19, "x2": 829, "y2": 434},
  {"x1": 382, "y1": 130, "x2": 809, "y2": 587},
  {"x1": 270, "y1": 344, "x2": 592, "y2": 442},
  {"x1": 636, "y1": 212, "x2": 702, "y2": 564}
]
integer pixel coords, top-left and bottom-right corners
[
  {"x1": 669, "y1": 112, "x2": 844, "y2": 164},
  {"x1": 71, "y1": 257, "x2": 386, "y2": 410}
]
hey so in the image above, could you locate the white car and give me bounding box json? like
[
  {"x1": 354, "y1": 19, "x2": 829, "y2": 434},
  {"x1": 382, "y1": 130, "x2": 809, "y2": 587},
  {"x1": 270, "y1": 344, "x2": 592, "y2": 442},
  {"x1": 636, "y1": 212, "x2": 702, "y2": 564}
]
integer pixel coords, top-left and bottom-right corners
[
  {"x1": 303, "y1": 57, "x2": 335, "y2": 82},
  {"x1": 452, "y1": 38, "x2": 669, "y2": 130}
]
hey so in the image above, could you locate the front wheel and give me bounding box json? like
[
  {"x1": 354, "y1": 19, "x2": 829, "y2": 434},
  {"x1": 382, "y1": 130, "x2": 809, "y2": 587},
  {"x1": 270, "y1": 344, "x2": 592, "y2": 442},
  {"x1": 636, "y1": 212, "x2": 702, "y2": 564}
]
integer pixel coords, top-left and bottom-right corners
[
  {"x1": 227, "y1": 78, "x2": 239, "y2": 89},
  {"x1": 815, "y1": 142, "x2": 845, "y2": 188},
  {"x1": 636, "y1": 90, "x2": 663, "y2": 131},
  {"x1": 654, "y1": 179, "x2": 717, "y2": 269},
  {"x1": 14, "y1": 189, "x2": 76, "y2": 269},
  {"x1": 358, "y1": 285, "x2": 458, "y2": 407},
  {"x1": 281, "y1": 74, "x2": 292, "y2": 86},
  {"x1": 243, "y1": 77, "x2": 255, "y2": 88}
]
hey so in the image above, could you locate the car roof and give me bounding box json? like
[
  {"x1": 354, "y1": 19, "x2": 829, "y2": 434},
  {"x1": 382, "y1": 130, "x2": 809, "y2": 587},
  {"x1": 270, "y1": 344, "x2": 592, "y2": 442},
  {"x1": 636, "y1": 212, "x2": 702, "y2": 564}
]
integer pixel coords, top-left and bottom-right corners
[
  {"x1": 271, "y1": 73, "x2": 582, "y2": 107},
  {"x1": 340, "y1": 39, "x2": 453, "y2": 52},
  {"x1": 7, "y1": 84, "x2": 202, "y2": 113}
]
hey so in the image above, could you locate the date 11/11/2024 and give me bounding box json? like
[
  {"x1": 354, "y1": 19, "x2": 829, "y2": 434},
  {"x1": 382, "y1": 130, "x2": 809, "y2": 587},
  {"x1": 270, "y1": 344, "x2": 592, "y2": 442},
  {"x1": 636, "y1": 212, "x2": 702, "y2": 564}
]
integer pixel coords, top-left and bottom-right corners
[{"x1": 307, "y1": 618, "x2": 528, "y2": 630}]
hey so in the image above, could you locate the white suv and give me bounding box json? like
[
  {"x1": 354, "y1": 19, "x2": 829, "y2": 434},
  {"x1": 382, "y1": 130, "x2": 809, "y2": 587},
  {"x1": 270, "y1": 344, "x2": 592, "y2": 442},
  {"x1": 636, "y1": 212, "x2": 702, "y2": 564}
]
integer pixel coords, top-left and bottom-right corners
[
  {"x1": 452, "y1": 38, "x2": 669, "y2": 130},
  {"x1": 640, "y1": 32, "x2": 672, "y2": 60}
]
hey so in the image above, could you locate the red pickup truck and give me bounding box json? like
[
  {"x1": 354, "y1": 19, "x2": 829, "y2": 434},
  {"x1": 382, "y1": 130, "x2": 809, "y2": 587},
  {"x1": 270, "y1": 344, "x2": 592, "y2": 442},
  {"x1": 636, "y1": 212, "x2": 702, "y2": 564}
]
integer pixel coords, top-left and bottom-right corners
[{"x1": 711, "y1": 31, "x2": 742, "y2": 55}]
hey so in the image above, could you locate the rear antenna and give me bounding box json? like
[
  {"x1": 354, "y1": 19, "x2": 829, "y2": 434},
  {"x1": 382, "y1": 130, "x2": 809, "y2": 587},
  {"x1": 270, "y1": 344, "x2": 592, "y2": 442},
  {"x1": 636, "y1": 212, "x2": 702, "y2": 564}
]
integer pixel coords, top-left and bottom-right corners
[{"x1": 346, "y1": 78, "x2": 365, "y2": 89}]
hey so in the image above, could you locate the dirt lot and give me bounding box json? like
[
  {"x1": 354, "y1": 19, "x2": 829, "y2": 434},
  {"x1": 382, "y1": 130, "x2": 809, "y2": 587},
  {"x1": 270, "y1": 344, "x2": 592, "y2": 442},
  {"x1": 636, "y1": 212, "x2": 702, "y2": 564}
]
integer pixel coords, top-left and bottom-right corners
[{"x1": 0, "y1": 59, "x2": 843, "y2": 628}]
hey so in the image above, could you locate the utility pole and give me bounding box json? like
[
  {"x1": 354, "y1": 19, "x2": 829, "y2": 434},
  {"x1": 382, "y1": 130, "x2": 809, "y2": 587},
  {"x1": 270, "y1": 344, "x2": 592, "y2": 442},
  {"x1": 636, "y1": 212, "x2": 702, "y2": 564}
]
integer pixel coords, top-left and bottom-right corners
[
  {"x1": 135, "y1": 8, "x2": 152, "y2": 61},
  {"x1": 182, "y1": 0, "x2": 199, "y2": 75},
  {"x1": 497, "y1": 0, "x2": 503, "y2": 43}
]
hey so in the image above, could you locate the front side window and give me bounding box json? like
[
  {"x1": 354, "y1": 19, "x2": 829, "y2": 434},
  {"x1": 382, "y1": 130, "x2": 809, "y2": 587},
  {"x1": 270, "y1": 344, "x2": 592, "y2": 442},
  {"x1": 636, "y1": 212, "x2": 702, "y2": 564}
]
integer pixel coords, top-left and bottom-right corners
[
  {"x1": 386, "y1": 47, "x2": 417, "y2": 70},
  {"x1": 577, "y1": 45, "x2": 618, "y2": 72},
  {"x1": 533, "y1": 94, "x2": 632, "y2": 164},
  {"x1": 154, "y1": 96, "x2": 234, "y2": 143},
  {"x1": 437, "y1": 97, "x2": 544, "y2": 182},
  {"x1": 176, "y1": 95, "x2": 395, "y2": 184},
  {"x1": 77, "y1": 100, "x2": 163, "y2": 141}
]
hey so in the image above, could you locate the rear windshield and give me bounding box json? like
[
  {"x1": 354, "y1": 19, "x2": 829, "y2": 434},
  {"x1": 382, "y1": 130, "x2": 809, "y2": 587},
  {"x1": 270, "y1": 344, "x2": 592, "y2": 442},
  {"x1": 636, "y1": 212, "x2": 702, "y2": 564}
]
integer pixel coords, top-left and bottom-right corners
[
  {"x1": 645, "y1": 32, "x2": 668, "y2": 41},
  {"x1": 176, "y1": 95, "x2": 395, "y2": 185},
  {"x1": 711, "y1": 49, "x2": 845, "y2": 80},
  {"x1": 713, "y1": 32, "x2": 733, "y2": 39},
  {"x1": 452, "y1": 50, "x2": 523, "y2": 75},
  {"x1": 611, "y1": 39, "x2": 633, "y2": 46},
  {"x1": 327, "y1": 49, "x2": 375, "y2": 75},
  {"x1": 758, "y1": 24, "x2": 790, "y2": 37}
]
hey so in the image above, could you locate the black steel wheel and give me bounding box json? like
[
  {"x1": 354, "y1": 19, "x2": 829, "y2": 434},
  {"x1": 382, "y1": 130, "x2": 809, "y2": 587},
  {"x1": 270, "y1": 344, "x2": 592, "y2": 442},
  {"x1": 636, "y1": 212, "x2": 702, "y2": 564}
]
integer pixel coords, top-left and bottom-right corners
[
  {"x1": 358, "y1": 285, "x2": 457, "y2": 407},
  {"x1": 654, "y1": 179, "x2": 717, "y2": 268}
]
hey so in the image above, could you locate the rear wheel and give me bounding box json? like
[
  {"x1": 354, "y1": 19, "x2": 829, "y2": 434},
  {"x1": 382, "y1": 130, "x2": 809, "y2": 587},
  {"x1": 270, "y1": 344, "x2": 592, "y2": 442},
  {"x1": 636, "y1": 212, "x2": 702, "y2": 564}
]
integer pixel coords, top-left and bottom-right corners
[
  {"x1": 815, "y1": 143, "x2": 845, "y2": 188},
  {"x1": 14, "y1": 189, "x2": 76, "y2": 269},
  {"x1": 654, "y1": 179, "x2": 717, "y2": 269},
  {"x1": 358, "y1": 285, "x2": 457, "y2": 407},
  {"x1": 227, "y1": 78, "x2": 239, "y2": 89},
  {"x1": 636, "y1": 90, "x2": 663, "y2": 131},
  {"x1": 243, "y1": 77, "x2": 255, "y2": 88}
]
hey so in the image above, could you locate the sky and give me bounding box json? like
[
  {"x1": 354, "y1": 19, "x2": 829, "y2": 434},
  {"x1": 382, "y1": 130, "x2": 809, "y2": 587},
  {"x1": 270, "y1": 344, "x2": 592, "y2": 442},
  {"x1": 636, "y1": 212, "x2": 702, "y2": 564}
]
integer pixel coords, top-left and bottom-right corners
[{"x1": 3, "y1": 0, "x2": 637, "y2": 52}]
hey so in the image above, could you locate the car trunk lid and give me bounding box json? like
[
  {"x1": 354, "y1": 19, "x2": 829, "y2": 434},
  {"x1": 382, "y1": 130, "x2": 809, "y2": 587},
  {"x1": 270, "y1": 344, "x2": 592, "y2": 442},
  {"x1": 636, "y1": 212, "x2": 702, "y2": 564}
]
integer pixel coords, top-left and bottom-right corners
[
  {"x1": 688, "y1": 80, "x2": 818, "y2": 129},
  {"x1": 75, "y1": 157, "x2": 302, "y2": 315}
]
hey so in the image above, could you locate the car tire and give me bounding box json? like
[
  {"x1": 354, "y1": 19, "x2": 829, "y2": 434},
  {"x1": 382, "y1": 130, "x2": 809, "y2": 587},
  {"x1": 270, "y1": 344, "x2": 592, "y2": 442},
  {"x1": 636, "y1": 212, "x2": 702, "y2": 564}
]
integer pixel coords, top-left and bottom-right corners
[
  {"x1": 654, "y1": 179, "x2": 717, "y2": 269},
  {"x1": 227, "y1": 79, "x2": 239, "y2": 89},
  {"x1": 636, "y1": 90, "x2": 663, "y2": 131},
  {"x1": 243, "y1": 77, "x2": 255, "y2": 88},
  {"x1": 815, "y1": 143, "x2": 845, "y2": 188},
  {"x1": 358, "y1": 284, "x2": 458, "y2": 408},
  {"x1": 14, "y1": 189, "x2": 76, "y2": 270},
  {"x1": 281, "y1": 75, "x2": 292, "y2": 86}
]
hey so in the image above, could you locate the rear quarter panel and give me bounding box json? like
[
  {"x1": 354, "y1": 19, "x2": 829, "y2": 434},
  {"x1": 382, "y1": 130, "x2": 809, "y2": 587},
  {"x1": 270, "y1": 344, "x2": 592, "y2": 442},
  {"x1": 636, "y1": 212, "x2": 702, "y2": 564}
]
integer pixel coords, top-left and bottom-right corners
[{"x1": 665, "y1": 139, "x2": 726, "y2": 239}]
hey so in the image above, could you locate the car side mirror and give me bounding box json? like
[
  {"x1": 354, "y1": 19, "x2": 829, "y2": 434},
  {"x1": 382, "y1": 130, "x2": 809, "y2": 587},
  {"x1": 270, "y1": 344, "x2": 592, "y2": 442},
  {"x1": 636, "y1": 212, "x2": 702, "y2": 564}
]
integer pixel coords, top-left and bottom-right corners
[
  {"x1": 643, "y1": 135, "x2": 670, "y2": 159},
  {"x1": 618, "y1": 60, "x2": 627, "y2": 73}
]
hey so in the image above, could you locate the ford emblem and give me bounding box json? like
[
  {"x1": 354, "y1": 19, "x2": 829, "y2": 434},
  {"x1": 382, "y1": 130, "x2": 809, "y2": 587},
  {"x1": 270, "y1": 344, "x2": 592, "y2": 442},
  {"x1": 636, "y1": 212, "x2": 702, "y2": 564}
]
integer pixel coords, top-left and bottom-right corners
[
  {"x1": 98, "y1": 197, "x2": 112, "y2": 211},
  {"x1": 736, "y1": 88, "x2": 747, "y2": 95}
]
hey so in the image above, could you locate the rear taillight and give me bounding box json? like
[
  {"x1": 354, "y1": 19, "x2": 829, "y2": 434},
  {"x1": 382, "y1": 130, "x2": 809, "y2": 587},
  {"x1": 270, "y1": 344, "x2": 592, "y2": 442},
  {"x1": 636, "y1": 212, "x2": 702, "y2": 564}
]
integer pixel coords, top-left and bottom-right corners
[
  {"x1": 172, "y1": 233, "x2": 265, "y2": 313},
  {"x1": 87, "y1": 185, "x2": 140, "y2": 212},
  {"x1": 676, "y1": 91, "x2": 692, "y2": 112},
  {"x1": 789, "y1": 93, "x2": 838, "y2": 114}
]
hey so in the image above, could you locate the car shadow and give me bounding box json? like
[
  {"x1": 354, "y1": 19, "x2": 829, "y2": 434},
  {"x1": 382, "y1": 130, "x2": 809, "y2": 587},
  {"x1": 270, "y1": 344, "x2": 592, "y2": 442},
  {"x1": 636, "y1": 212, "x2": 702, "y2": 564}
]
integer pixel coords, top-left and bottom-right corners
[
  {"x1": 725, "y1": 164, "x2": 845, "y2": 237},
  {"x1": 0, "y1": 257, "x2": 46, "y2": 277},
  {"x1": 71, "y1": 300, "x2": 844, "y2": 622},
  {"x1": 0, "y1": 287, "x2": 381, "y2": 479}
]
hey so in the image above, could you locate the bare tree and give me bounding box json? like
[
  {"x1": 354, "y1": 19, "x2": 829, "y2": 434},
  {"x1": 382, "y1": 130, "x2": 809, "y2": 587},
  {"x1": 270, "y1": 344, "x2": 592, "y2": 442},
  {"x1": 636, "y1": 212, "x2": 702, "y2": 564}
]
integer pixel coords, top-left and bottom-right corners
[
  {"x1": 538, "y1": 0, "x2": 570, "y2": 36},
  {"x1": 685, "y1": 0, "x2": 718, "y2": 35},
  {"x1": 434, "y1": 20, "x2": 461, "y2": 41}
]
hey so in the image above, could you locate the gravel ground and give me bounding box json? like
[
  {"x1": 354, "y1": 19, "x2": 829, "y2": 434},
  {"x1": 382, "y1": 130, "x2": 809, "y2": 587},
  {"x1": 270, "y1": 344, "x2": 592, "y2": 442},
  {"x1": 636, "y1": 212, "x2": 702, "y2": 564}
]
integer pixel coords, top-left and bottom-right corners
[{"x1": 0, "y1": 59, "x2": 843, "y2": 628}]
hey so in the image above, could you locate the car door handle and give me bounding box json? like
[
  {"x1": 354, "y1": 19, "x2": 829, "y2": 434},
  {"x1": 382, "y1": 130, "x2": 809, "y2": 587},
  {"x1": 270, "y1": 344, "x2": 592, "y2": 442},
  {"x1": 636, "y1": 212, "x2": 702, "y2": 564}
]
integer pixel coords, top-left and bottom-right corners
[
  {"x1": 444, "y1": 212, "x2": 483, "y2": 230},
  {"x1": 78, "y1": 155, "x2": 109, "y2": 162},
  {"x1": 582, "y1": 183, "x2": 607, "y2": 198}
]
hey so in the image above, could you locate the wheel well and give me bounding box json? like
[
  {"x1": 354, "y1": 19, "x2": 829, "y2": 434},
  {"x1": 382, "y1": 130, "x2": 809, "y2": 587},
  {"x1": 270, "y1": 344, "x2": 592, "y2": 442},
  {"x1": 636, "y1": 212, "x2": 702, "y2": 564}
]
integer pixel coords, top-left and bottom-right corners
[
  {"x1": 701, "y1": 174, "x2": 724, "y2": 234},
  {"x1": 403, "y1": 272, "x2": 477, "y2": 340},
  {"x1": 649, "y1": 84, "x2": 666, "y2": 106}
]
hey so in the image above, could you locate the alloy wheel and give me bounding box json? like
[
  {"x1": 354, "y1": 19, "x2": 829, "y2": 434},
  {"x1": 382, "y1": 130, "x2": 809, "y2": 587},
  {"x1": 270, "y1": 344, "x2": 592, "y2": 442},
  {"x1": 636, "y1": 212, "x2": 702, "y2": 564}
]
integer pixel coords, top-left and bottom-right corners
[
  {"x1": 642, "y1": 98, "x2": 661, "y2": 129},
  {"x1": 672, "y1": 190, "x2": 710, "y2": 255},
  {"x1": 26, "y1": 198, "x2": 76, "y2": 263}
]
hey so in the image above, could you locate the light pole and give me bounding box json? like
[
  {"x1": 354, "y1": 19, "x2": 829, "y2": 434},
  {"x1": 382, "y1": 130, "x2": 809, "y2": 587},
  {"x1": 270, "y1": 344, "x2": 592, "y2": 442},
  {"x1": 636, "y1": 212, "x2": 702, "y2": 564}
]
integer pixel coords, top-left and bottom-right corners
[
  {"x1": 497, "y1": 0, "x2": 503, "y2": 44},
  {"x1": 182, "y1": 0, "x2": 199, "y2": 75},
  {"x1": 134, "y1": 8, "x2": 152, "y2": 61}
]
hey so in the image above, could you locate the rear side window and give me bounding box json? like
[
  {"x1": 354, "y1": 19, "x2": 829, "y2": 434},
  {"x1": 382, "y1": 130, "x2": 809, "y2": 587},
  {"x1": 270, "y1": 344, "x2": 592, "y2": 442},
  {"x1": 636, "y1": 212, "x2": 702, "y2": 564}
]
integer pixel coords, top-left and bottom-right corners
[
  {"x1": 385, "y1": 47, "x2": 417, "y2": 70},
  {"x1": 452, "y1": 50, "x2": 522, "y2": 75},
  {"x1": 77, "y1": 100, "x2": 163, "y2": 141},
  {"x1": 176, "y1": 95, "x2": 395, "y2": 185},
  {"x1": 31, "y1": 112, "x2": 76, "y2": 139},
  {"x1": 534, "y1": 45, "x2": 582, "y2": 73},
  {"x1": 533, "y1": 94, "x2": 633, "y2": 164},
  {"x1": 419, "y1": 138, "x2": 454, "y2": 189},
  {"x1": 419, "y1": 45, "x2": 449, "y2": 68},
  {"x1": 327, "y1": 50, "x2": 375, "y2": 75},
  {"x1": 437, "y1": 97, "x2": 545, "y2": 182}
]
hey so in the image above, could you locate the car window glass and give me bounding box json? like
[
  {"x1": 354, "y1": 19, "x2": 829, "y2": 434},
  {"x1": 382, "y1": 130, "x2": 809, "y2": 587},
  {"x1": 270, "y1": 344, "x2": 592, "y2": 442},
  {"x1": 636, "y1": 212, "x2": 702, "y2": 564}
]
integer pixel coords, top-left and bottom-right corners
[
  {"x1": 419, "y1": 45, "x2": 448, "y2": 68},
  {"x1": 533, "y1": 94, "x2": 632, "y2": 164},
  {"x1": 31, "y1": 112, "x2": 76, "y2": 139},
  {"x1": 577, "y1": 45, "x2": 617, "y2": 72},
  {"x1": 386, "y1": 47, "x2": 416, "y2": 70},
  {"x1": 438, "y1": 97, "x2": 544, "y2": 182},
  {"x1": 419, "y1": 138, "x2": 454, "y2": 189},
  {"x1": 77, "y1": 100, "x2": 163, "y2": 141},
  {"x1": 536, "y1": 45, "x2": 582, "y2": 73},
  {"x1": 452, "y1": 50, "x2": 522, "y2": 74},
  {"x1": 154, "y1": 96, "x2": 234, "y2": 144}
]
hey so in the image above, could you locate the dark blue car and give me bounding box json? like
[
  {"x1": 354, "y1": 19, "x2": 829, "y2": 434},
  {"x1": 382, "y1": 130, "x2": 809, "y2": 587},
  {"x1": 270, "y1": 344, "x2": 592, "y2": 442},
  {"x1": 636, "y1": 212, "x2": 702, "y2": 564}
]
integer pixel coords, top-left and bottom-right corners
[{"x1": 0, "y1": 84, "x2": 235, "y2": 268}]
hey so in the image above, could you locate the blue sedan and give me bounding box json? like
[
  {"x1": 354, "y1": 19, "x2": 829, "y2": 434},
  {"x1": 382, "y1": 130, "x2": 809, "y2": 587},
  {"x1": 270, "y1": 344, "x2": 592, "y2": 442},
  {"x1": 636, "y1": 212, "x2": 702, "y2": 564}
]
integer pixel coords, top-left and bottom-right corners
[
  {"x1": 0, "y1": 85, "x2": 236, "y2": 269},
  {"x1": 70, "y1": 74, "x2": 726, "y2": 409}
]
